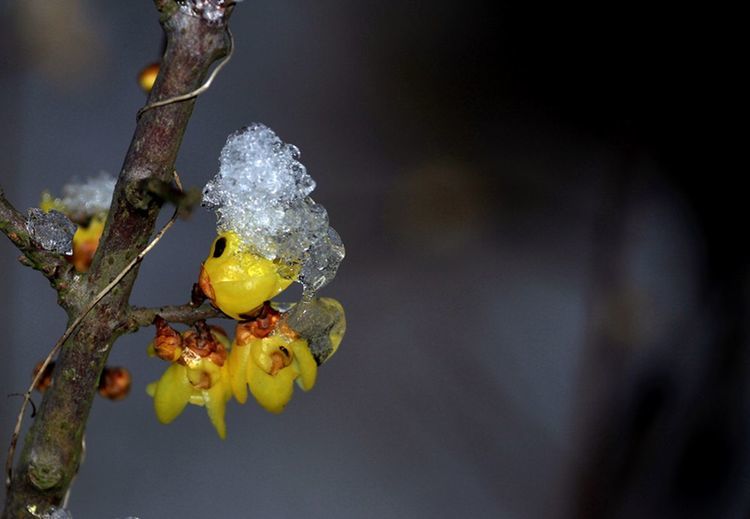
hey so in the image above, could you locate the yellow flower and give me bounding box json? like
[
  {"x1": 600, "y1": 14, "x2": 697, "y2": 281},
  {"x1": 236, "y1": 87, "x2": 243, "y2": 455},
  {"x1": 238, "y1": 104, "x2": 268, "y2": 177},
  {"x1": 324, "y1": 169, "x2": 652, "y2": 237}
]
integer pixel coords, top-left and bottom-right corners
[
  {"x1": 40, "y1": 192, "x2": 106, "y2": 272},
  {"x1": 198, "y1": 232, "x2": 296, "y2": 320},
  {"x1": 70, "y1": 216, "x2": 105, "y2": 272},
  {"x1": 228, "y1": 319, "x2": 317, "y2": 414},
  {"x1": 146, "y1": 324, "x2": 233, "y2": 438}
]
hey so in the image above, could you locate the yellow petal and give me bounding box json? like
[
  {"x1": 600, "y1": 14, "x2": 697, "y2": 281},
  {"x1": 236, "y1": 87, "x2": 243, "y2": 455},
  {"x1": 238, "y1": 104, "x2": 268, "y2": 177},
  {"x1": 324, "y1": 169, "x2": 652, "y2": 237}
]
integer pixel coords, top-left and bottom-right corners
[
  {"x1": 189, "y1": 394, "x2": 206, "y2": 406},
  {"x1": 292, "y1": 340, "x2": 317, "y2": 391},
  {"x1": 247, "y1": 362, "x2": 298, "y2": 414},
  {"x1": 228, "y1": 341, "x2": 252, "y2": 403},
  {"x1": 203, "y1": 382, "x2": 229, "y2": 439},
  {"x1": 73, "y1": 216, "x2": 105, "y2": 244},
  {"x1": 152, "y1": 364, "x2": 193, "y2": 424},
  {"x1": 201, "y1": 232, "x2": 295, "y2": 320},
  {"x1": 250, "y1": 336, "x2": 285, "y2": 374}
]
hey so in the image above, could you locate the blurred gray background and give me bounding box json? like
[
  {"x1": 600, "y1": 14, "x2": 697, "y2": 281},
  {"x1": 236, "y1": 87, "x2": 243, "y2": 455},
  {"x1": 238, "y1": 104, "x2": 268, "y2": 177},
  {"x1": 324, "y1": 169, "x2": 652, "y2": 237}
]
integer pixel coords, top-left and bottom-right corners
[{"x1": 1, "y1": 2, "x2": 746, "y2": 518}]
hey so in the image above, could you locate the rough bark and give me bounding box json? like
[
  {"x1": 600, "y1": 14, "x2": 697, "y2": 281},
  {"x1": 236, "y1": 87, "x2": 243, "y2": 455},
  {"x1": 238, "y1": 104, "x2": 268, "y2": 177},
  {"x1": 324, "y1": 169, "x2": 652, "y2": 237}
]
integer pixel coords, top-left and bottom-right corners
[{"x1": 2, "y1": 2, "x2": 233, "y2": 516}]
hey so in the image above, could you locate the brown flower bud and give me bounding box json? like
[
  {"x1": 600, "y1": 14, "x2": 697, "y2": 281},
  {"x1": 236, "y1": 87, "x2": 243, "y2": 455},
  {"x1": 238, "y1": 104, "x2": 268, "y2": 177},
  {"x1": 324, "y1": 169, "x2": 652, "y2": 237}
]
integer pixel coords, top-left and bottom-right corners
[
  {"x1": 98, "y1": 366, "x2": 132, "y2": 401},
  {"x1": 242, "y1": 302, "x2": 281, "y2": 338},
  {"x1": 32, "y1": 361, "x2": 55, "y2": 393},
  {"x1": 182, "y1": 321, "x2": 227, "y2": 366},
  {"x1": 153, "y1": 315, "x2": 183, "y2": 362}
]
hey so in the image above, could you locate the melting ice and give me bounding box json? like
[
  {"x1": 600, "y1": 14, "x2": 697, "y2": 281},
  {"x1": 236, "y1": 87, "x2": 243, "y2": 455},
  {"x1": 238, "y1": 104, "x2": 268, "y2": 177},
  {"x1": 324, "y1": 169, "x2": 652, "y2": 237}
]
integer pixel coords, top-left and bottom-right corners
[{"x1": 203, "y1": 123, "x2": 344, "y2": 291}]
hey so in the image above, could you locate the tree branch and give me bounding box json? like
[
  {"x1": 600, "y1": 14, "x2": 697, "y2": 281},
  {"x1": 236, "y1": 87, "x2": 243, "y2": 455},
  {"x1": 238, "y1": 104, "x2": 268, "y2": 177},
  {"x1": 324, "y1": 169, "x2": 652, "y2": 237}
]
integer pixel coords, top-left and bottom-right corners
[
  {"x1": 127, "y1": 303, "x2": 226, "y2": 331},
  {"x1": 0, "y1": 187, "x2": 76, "y2": 297},
  {"x1": 3, "y1": 2, "x2": 234, "y2": 516}
]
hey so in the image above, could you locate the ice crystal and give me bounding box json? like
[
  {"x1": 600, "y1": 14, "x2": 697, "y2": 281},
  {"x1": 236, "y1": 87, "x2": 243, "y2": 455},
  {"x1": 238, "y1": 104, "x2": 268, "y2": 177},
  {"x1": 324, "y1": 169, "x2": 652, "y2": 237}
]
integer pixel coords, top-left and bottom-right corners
[
  {"x1": 26, "y1": 208, "x2": 76, "y2": 255},
  {"x1": 39, "y1": 507, "x2": 73, "y2": 519},
  {"x1": 203, "y1": 123, "x2": 345, "y2": 291},
  {"x1": 59, "y1": 172, "x2": 116, "y2": 217},
  {"x1": 181, "y1": 0, "x2": 227, "y2": 23}
]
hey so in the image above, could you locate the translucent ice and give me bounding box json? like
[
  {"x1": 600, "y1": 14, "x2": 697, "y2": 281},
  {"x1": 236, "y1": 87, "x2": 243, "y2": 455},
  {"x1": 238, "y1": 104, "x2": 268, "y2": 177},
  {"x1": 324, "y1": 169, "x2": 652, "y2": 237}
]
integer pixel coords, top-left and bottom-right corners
[
  {"x1": 39, "y1": 507, "x2": 73, "y2": 519},
  {"x1": 203, "y1": 123, "x2": 344, "y2": 291},
  {"x1": 285, "y1": 297, "x2": 346, "y2": 365},
  {"x1": 181, "y1": 0, "x2": 227, "y2": 23},
  {"x1": 26, "y1": 208, "x2": 76, "y2": 255},
  {"x1": 300, "y1": 227, "x2": 345, "y2": 291}
]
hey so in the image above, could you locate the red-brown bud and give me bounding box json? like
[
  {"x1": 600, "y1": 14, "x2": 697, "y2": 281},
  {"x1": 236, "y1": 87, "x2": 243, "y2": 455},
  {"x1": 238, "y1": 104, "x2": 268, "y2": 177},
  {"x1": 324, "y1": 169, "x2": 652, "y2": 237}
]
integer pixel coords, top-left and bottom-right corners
[{"x1": 98, "y1": 366, "x2": 132, "y2": 400}]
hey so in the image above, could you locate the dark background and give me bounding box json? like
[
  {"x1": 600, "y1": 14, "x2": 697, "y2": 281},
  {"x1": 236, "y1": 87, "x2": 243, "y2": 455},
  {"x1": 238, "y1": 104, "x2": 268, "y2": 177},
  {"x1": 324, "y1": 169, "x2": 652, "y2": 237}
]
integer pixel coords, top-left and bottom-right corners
[{"x1": 1, "y1": 2, "x2": 746, "y2": 518}]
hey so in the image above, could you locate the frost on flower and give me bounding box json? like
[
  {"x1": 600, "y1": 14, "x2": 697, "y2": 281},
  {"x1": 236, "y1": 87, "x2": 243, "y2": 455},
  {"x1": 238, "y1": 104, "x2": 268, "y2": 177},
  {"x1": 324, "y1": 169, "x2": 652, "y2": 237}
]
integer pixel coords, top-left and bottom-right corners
[
  {"x1": 41, "y1": 172, "x2": 116, "y2": 222},
  {"x1": 202, "y1": 123, "x2": 344, "y2": 292},
  {"x1": 26, "y1": 208, "x2": 76, "y2": 255},
  {"x1": 39, "y1": 172, "x2": 115, "y2": 271}
]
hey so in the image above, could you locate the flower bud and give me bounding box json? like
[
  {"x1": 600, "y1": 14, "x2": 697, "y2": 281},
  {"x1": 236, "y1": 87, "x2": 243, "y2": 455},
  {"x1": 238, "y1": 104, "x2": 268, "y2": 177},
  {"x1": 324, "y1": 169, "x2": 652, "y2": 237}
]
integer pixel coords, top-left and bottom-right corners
[
  {"x1": 138, "y1": 62, "x2": 160, "y2": 93},
  {"x1": 153, "y1": 316, "x2": 183, "y2": 362},
  {"x1": 98, "y1": 366, "x2": 132, "y2": 400},
  {"x1": 32, "y1": 361, "x2": 55, "y2": 393}
]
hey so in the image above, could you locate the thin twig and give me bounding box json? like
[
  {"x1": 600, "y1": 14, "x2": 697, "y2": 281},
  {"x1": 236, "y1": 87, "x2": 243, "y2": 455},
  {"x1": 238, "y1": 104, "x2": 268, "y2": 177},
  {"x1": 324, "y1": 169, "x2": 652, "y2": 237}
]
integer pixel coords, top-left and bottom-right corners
[
  {"x1": 127, "y1": 302, "x2": 226, "y2": 332},
  {"x1": 5, "y1": 173, "x2": 184, "y2": 489},
  {"x1": 136, "y1": 29, "x2": 234, "y2": 120}
]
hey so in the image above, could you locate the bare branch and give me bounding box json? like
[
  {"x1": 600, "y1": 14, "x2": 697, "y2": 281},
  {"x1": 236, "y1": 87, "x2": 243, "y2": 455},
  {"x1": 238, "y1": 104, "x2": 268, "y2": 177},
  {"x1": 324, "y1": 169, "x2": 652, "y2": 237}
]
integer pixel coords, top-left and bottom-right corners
[
  {"x1": 3, "y1": 2, "x2": 234, "y2": 515},
  {"x1": 127, "y1": 303, "x2": 226, "y2": 331}
]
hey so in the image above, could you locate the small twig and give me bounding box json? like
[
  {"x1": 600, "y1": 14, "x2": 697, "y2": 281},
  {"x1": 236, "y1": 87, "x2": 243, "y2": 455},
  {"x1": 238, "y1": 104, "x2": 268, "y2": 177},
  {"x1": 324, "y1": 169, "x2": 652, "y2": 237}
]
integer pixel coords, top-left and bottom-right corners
[
  {"x1": 127, "y1": 302, "x2": 226, "y2": 331},
  {"x1": 136, "y1": 29, "x2": 234, "y2": 120},
  {"x1": 5, "y1": 172, "x2": 184, "y2": 489}
]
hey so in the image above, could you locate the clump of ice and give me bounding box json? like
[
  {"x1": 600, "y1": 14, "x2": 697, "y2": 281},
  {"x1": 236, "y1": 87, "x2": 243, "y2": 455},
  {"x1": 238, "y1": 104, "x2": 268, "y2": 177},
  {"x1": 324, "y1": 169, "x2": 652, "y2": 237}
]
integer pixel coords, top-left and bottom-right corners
[
  {"x1": 39, "y1": 506, "x2": 73, "y2": 519},
  {"x1": 285, "y1": 296, "x2": 346, "y2": 365},
  {"x1": 181, "y1": 0, "x2": 227, "y2": 23},
  {"x1": 26, "y1": 208, "x2": 76, "y2": 255},
  {"x1": 59, "y1": 172, "x2": 116, "y2": 217},
  {"x1": 203, "y1": 123, "x2": 345, "y2": 291}
]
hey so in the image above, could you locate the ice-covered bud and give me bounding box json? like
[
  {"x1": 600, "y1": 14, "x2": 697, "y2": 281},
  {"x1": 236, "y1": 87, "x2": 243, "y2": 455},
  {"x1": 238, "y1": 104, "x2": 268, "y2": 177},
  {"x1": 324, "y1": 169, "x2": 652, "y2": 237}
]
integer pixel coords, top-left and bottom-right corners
[
  {"x1": 26, "y1": 208, "x2": 76, "y2": 255},
  {"x1": 203, "y1": 123, "x2": 345, "y2": 292},
  {"x1": 285, "y1": 297, "x2": 346, "y2": 365}
]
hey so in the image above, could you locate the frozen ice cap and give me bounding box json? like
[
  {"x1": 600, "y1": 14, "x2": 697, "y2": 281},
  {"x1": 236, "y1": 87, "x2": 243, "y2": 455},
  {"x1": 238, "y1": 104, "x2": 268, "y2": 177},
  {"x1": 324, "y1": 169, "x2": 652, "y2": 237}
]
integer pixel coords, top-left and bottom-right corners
[
  {"x1": 26, "y1": 208, "x2": 76, "y2": 255},
  {"x1": 203, "y1": 123, "x2": 344, "y2": 291}
]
